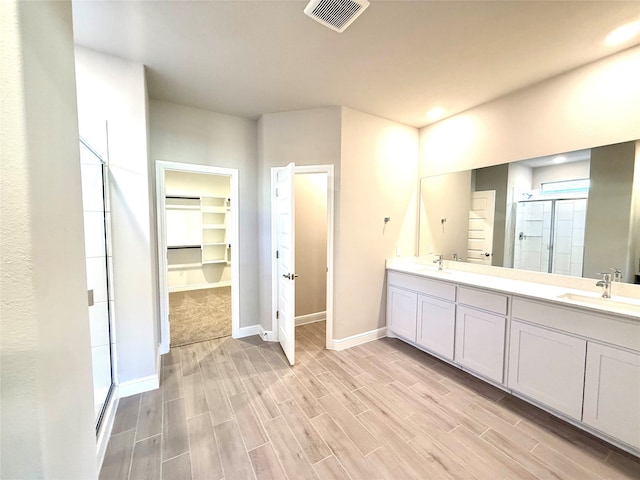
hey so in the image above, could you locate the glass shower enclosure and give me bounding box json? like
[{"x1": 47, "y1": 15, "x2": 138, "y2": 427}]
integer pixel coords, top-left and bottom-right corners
[
  {"x1": 79, "y1": 138, "x2": 115, "y2": 432},
  {"x1": 513, "y1": 198, "x2": 588, "y2": 277}
]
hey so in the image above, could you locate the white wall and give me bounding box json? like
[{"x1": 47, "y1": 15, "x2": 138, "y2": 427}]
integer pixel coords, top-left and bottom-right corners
[
  {"x1": 295, "y1": 173, "x2": 328, "y2": 317},
  {"x1": 1, "y1": 1, "x2": 97, "y2": 478},
  {"x1": 258, "y1": 107, "x2": 342, "y2": 332},
  {"x1": 531, "y1": 160, "x2": 590, "y2": 191},
  {"x1": 419, "y1": 171, "x2": 471, "y2": 260},
  {"x1": 75, "y1": 47, "x2": 159, "y2": 389},
  {"x1": 420, "y1": 46, "x2": 640, "y2": 176},
  {"x1": 149, "y1": 100, "x2": 259, "y2": 328},
  {"x1": 338, "y1": 108, "x2": 419, "y2": 338}
]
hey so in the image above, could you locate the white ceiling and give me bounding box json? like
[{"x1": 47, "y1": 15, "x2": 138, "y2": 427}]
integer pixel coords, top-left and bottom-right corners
[{"x1": 71, "y1": 0, "x2": 640, "y2": 128}]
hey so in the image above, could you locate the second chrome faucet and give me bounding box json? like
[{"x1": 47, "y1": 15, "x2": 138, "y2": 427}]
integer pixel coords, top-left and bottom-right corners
[{"x1": 596, "y1": 268, "x2": 622, "y2": 298}]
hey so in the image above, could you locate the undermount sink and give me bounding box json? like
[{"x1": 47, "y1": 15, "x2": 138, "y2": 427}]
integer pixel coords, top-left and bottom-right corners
[
  {"x1": 416, "y1": 266, "x2": 452, "y2": 275},
  {"x1": 557, "y1": 292, "x2": 640, "y2": 314}
]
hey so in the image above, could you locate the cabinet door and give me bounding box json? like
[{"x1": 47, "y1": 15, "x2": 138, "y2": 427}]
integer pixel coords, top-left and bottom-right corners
[
  {"x1": 455, "y1": 306, "x2": 506, "y2": 383},
  {"x1": 583, "y1": 343, "x2": 640, "y2": 449},
  {"x1": 387, "y1": 286, "x2": 417, "y2": 342},
  {"x1": 417, "y1": 295, "x2": 455, "y2": 360},
  {"x1": 508, "y1": 320, "x2": 586, "y2": 420}
]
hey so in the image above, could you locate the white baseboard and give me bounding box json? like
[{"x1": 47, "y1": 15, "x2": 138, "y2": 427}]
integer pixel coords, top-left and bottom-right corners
[
  {"x1": 168, "y1": 280, "x2": 231, "y2": 293},
  {"x1": 96, "y1": 390, "x2": 119, "y2": 473},
  {"x1": 295, "y1": 311, "x2": 326, "y2": 326},
  {"x1": 117, "y1": 373, "x2": 159, "y2": 398},
  {"x1": 329, "y1": 327, "x2": 387, "y2": 351},
  {"x1": 259, "y1": 325, "x2": 275, "y2": 342},
  {"x1": 236, "y1": 324, "x2": 261, "y2": 338}
]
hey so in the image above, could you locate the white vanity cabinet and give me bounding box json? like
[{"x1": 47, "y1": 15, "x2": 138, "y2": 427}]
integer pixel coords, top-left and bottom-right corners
[
  {"x1": 387, "y1": 271, "x2": 456, "y2": 345},
  {"x1": 416, "y1": 291, "x2": 456, "y2": 361},
  {"x1": 508, "y1": 320, "x2": 586, "y2": 420},
  {"x1": 386, "y1": 265, "x2": 640, "y2": 456},
  {"x1": 583, "y1": 342, "x2": 640, "y2": 450},
  {"x1": 454, "y1": 287, "x2": 508, "y2": 383},
  {"x1": 387, "y1": 285, "x2": 418, "y2": 342}
]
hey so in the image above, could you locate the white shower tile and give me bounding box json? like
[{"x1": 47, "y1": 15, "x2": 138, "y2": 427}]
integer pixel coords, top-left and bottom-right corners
[
  {"x1": 86, "y1": 257, "x2": 108, "y2": 303},
  {"x1": 573, "y1": 228, "x2": 585, "y2": 247},
  {"x1": 83, "y1": 211, "x2": 106, "y2": 258},
  {"x1": 555, "y1": 236, "x2": 572, "y2": 255},
  {"x1": 89, "y1": 301, "x2": 110, "y2": 348},
  {"x1": 81, "y1": 164, "x2": 104, "y2": 212}
]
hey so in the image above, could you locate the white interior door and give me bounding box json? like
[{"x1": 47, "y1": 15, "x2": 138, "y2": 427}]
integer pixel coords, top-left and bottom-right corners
[
  {"x1": 468, "y1": 190, "x2": 496, "y2": 265},
  {"x1": 276, "y1": 163, "x2": 296, "y2": 365}
]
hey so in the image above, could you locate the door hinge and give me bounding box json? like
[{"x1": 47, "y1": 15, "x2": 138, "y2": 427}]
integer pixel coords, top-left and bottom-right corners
[
  {"x1": 275, "y1": 188, "x2": 279, "y2": 197},
  {"x1": 276, "y1": 250, "x2": 279, "y2": 259},
  {"x1": 276, "y1": 310, "x2": 279, "y2": 319}
]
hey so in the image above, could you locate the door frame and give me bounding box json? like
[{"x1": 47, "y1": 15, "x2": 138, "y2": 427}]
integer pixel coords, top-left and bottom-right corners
[
  {"x1": 156, "y1": 160, "x2": 240, "y2": 354},
  {"x1": 271, "y1": 164, "x2": 335, "y2": 350}
]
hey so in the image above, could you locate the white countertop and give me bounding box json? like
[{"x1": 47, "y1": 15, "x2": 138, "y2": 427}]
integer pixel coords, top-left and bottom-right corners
[{"x1": 387, "y1": 261, "x2": 640, "y2": 321}]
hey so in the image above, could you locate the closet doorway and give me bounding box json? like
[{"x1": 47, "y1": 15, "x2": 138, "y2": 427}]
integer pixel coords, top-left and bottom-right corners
[
  {"x1": 271, "y1": 164, "x2": 334, "y2": 361},
  {"x1": 156, "y1": 162, "x2": 239, "y2": 354}
]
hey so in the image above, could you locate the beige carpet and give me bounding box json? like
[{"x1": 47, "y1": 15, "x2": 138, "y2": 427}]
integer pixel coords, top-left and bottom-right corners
[{"x1": 169, "y1": 287, "x2": 231, "y2": 347}]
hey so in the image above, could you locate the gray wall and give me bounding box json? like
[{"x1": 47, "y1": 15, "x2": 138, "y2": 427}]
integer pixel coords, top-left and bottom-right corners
[
  {"x1": 258, "y1": 107, "x2": 342, "y2": 332},
  {"x1": 584, "y1": 142, "x2": 637, "y2": 281},
  {"x1": 149, "y1": 100, "x2": 260, "y2": 328}
]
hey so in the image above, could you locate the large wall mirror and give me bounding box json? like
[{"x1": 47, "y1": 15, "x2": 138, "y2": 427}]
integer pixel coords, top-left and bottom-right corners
[{"x1": 419, "y1": 140, "x2": 640, "y2": 283}]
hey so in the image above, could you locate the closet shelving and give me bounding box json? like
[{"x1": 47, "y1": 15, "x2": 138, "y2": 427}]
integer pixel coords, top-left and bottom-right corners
[
  {"x1": 201, "y1": 196, "x2": 231, "y2": 264},
  {"x1": 165, "y1": 194, "x2": 231, "y2": 267}
]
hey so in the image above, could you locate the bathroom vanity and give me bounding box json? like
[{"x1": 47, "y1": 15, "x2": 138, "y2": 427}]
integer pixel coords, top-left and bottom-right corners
[{"x1": 386, "y1": 259, "x2": 640, "y2": 456}]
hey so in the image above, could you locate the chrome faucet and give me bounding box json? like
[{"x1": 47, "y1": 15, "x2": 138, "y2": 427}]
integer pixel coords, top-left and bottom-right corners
[
  {"x1": 433, "y1": 254, "x2": 444, "y2": 271},
  {"x1": 610, "y1": 268, "x2": 622, "y2": 283},
  {"x1": 452, "y1": 253, "x2": 458, "y2": 262},
  {"x1": 596, "y1": 273, "x2": 612, "y2": 298}
]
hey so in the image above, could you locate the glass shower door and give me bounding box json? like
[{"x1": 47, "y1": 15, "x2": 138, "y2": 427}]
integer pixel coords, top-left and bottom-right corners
[
  {"x1": 513, "y1": 200, "x2": 553, "y2": 272},
  {"x1": 513, "y1": 198, "x2": 587, "y2": 277},
  {"x1": 550, "y1": 199, "x2": 587, "y2": 277},
  {"x1": 80, "y1": 139, "x2": 115, "y2": 430}
]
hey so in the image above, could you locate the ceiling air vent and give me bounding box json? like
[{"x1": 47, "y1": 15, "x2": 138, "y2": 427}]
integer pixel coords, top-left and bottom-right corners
[{"x1": 304, "y1": 0, "x2": 370, "y2": 33}]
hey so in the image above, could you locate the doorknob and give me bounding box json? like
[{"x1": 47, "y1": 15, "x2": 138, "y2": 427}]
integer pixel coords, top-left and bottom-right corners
[
  {"x1": 483, "y1": 252, "x2": 491, "y2": 257},
  {"x1": 282, "y1": 273, "x2": 298, "y2": 280}
]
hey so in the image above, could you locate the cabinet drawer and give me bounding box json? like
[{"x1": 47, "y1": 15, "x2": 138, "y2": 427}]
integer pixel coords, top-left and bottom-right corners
[
  {"x1": 508, "y1": 320, "x2": 586, "y2": 420},
  {"x1": 458, "y1": 286, "x2": 508, "y2": 315},
  {"x1": 387, "y1": 271, "x2": 456, "y2": 301},
  {"x1": 583, "y1": 342, "x2": 640, "y2": 449},
  {"x1": 512, "y1": 297, "x2": 640, "y2": 352}
]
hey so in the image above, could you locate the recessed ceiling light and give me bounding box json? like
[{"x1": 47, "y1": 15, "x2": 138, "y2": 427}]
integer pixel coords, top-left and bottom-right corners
[
  {"x1": 552, "y1": 156, "x2": 566, "y2": 164},
  {"x1": 605, "y1": 20, "x2": 640, "y2": 46},
  {"x1": 427, "y1": 107, "x2": 445, "y2": 122}
]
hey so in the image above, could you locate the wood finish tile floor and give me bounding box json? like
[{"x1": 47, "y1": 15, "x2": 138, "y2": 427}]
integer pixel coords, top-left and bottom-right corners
[{"x1": 101, "y1": 322, "x2": 640, "y2": 480}]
